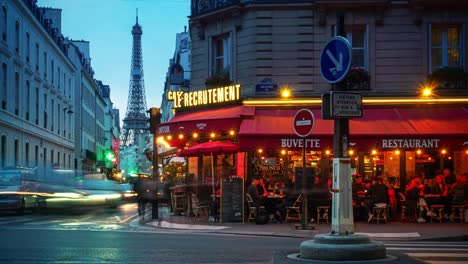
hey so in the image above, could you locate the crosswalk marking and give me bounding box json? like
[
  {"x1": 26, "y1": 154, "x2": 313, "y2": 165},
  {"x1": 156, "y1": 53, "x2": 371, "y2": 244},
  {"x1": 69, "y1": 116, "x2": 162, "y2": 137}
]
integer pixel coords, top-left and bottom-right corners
[
  {"x1": 406, "y1": 252, "x2": 468, "y2": 258},
  {"x1": 386, "y1": 247, "x2": 467, "y2": 251},
  {"x1": 0, "y1": 217, "x2": 33, "y2": 225}
]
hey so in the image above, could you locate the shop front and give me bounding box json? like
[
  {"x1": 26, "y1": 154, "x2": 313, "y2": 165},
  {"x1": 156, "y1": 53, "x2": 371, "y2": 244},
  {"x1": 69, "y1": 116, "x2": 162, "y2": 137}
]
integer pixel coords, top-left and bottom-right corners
[{"x1": 157, "y1": 89, "x2": 468, "y2": 221}]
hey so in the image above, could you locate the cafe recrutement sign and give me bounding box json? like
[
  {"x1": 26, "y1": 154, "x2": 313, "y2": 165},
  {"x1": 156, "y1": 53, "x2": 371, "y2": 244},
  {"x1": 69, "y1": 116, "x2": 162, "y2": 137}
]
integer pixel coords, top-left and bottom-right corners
[{"x1": 167, "y1": 84, "x2": 241, "y2": 109}]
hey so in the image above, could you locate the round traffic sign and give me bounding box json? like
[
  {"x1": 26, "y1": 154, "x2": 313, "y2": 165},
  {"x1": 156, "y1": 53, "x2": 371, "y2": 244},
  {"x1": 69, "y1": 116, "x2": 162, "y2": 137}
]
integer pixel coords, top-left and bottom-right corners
[
  {"x1": 320, "y1": 36, "x2": 352, "y2": 84},
  {"x1": 293, "y1": 109, "x2": 315, "y2": 137}
]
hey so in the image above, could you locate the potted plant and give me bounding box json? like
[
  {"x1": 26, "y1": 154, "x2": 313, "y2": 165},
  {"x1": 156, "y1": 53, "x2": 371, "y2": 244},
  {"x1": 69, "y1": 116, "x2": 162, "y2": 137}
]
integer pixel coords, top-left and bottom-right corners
[
  {"x1": 342, "y1": 67, "x2": 370, "y2": 90},
  {"x1": 428, "y1": 67, "x2": 467, "y2": 89},
  {"x1": 205, "y1": 69, "x2": 231, "y2": 87}
]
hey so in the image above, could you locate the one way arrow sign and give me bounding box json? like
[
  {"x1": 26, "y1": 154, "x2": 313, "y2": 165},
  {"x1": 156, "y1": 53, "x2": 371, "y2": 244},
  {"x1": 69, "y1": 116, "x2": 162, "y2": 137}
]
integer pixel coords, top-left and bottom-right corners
[{"x1": 320, "y1": 36, "x2": 352, "y2": 84}]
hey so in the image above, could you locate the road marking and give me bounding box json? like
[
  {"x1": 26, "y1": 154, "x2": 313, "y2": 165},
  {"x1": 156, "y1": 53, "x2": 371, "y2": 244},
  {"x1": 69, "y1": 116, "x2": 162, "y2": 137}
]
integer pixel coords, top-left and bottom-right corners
[
  {"x1": 387, "y1": 247, "x2": 468, "y2": 251},
  {"x1": 114, "y1": 215, "x2": 121, "y2": 222},
  {"x1": 406, "y1": 253, "x2": 468, "y2": 258},
  {"x1": 0, "y1": 217, "x2": 33, "y2": 225},
  {"x1": 120, "y1": 213, "x2": 138, "y2": 224},
  {"x1": 355, "y1": 232, "x2": 420, "y2": 238}
]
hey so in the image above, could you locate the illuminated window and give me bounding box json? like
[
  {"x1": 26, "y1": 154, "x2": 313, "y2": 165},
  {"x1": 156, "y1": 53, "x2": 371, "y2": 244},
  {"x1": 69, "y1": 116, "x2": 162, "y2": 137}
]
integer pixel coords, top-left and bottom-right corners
[
  {"x1": 210, "y1": 33, "x2": 231, "y2": 78},
  {"x1": 333, "y1": 25, "x2": 368, "y2": 69},
  {"x1": 430, "y1": 24, "x2": 462, "y2": 70}
]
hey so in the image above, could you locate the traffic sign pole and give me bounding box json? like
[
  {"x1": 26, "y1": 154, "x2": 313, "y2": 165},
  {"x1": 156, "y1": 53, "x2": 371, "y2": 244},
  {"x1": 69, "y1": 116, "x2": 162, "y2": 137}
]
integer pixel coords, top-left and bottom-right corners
[
  {"x1": 292, "y1": 109, "x2": 314, "y2": 230},
  {"x1": 331, "y1": 11, "x2": 353, "y2": 235}
]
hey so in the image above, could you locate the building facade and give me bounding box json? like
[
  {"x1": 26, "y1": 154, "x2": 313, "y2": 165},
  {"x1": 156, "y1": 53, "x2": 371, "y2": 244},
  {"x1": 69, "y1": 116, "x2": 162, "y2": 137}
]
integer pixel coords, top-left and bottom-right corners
[
  {"x1": 0, "y1": 0, "x2": 76, "y2": 179},
  {"x1": 157, "y1": 0, "x2": 468, "y2": 199}
]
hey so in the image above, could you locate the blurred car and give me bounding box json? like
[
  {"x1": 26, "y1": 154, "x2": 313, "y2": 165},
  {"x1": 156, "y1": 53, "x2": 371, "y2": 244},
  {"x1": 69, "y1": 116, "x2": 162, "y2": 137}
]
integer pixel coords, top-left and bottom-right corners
[{"x1": 0, "y1": 167, "x2": 39, "y2": 214}]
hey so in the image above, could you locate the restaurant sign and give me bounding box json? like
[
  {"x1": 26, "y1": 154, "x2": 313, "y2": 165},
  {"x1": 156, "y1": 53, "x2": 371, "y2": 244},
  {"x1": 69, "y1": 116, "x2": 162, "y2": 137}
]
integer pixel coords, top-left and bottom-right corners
[
  {"x1": 281, "y1": 138, "x2": 321, "y2": 148},
  {"x1": 382, "y1": 138, "x2": 440, "y2": 149},
  {"x1": 167, "y1": 84, "x2": 241, "y2": 109}
]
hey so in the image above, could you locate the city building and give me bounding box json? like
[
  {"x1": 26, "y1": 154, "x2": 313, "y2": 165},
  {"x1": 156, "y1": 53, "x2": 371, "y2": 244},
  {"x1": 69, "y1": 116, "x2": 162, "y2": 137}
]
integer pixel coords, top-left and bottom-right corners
[
  {"x1": 0, "y1": 0, "x2": 76, "y2": 179},
  {"x1": 157, "y1": 0, "x2": 468, "y2": 200}
]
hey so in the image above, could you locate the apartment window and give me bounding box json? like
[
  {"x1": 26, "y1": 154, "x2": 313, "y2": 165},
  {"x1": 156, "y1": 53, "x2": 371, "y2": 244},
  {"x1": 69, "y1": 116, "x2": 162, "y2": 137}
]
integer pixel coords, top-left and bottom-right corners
[
  {"x1": 50, "y1": 149, "x2": 54, "y2": 167},
  {"x1": 2, "y1": 6, "x2": 6, "y2": 41},
  {"x1": 14, "y1": 72, "x2": 19, "y2": 115},
  {"x1": 57, "y1": 103, "x2": 60, "y2": 134},
  {"x1": 35, "y1": 43, "x2": 39, "y2": 71},
  {"x1": 51, "y1": 99, "x2": 54, "y2": 131},
  {"x1": 14, "y1": 140, "x2": 19, "y2": 166},
  {"x1": 1, "y1": 63, "x2": 6, "y2": 110},
  {"x1": 430, "y1": 24, "x2": 463, "y2": 70},
  {"x1": 333, "y1": 25, "x2": 368, "y2": 69},
  {"x1": 0, "y1": 135, "x2": 5, "y2": 168},
  {"x1": 43, "y1": 148, "x2": 47, "y2": 168},
  {"x1": 58, "y1": 67, "x2": 61, "y2": 90},
  {"x1": 43, "y1": 54, "x2": 48, "y2": 78},
  {"x1": 25, "y1": 142, "x2": 29, "y2": 166},
  {"x1": 35, "y1": 87, "x2": 39, "y2": 124},
  {"x1": 57, "y1": 151, "x2": 60, "y2": 167},
  {"x1": 15, "y1": 20, "x2": 19, "y2": 53},
  {"x1": 35, "y1": 145, "x2": 39, "y2": 166},
  {"x1": 63, "y1": 153, "x2": 66, "y2": 168},
  {"x1": 26, "y1": 33, "x2": 30, "y2": 62},
  {"x1": 43, "y1": 94, "x2": 47, "y2": 129},
  {"x1": 51, "y1": 60, "x2": 54, "y2": 83},
  {"x1": 211, "y1": 33, "x2": 232, "y2": 77},
  {"x1": 26, "y1": 80, "x2": 30, "y2": 120}
]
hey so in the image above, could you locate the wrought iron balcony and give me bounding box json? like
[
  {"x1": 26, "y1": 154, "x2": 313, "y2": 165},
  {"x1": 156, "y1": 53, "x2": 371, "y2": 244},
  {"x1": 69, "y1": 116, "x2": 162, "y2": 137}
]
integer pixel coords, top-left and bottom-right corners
[{"x1": 191, "y1": 0, "x2": 241, "y2": 17}]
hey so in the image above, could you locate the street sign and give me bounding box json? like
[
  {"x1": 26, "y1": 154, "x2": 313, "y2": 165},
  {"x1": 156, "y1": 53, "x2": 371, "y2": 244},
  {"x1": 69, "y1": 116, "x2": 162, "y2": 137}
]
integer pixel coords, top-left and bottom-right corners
[
  {"x1": 331, "y1": 91, "x2": 362, "y2": 118},
  {"x1": 320, "y1": 36, "x2": 352, "y2": 84},
  {"x1": 293, "y1": 109, "x2": 315, "y2": 137}
]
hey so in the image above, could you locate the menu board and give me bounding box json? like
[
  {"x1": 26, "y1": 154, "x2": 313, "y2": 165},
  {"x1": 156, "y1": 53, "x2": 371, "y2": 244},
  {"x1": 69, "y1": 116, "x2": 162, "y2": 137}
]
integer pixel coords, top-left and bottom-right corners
[{"x1": 221, "y1": 176, "x2": 243, "y2": 222}]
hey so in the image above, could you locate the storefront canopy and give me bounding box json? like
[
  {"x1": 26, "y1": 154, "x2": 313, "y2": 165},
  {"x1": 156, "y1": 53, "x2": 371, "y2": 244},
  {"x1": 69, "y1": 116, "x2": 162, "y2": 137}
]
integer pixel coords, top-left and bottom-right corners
[
  {"x1": 178, "y1": 141, "x2": 239, "y2": 157},
  {"x1": 157, "y1": 105, "x2": 255, "y2": 136},
  {"x1": 238, "y1": 107, "x2": 468, "y2": 151}
]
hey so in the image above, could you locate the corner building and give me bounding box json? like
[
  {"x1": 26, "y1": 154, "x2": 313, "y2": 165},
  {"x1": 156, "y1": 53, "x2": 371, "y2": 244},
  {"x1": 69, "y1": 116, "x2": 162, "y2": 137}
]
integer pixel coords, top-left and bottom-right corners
[{"x1": 158, "y1": 0, "x2": 468, "y2": 212}]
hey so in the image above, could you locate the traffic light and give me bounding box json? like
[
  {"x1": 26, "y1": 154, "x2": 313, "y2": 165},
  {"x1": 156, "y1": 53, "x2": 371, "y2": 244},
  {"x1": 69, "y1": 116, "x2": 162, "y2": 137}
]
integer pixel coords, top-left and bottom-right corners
[
  {"x1": 105, "y1": 150, "x2": 116, "y2": 162},
  {"x1": 148, "y1": 107, "x2": 161, "y2": 134}
]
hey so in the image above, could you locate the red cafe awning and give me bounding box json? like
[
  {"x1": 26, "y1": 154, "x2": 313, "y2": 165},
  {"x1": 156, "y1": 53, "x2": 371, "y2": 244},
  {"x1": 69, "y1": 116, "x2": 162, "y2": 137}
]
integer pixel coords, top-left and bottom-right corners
[
  {"x1": 179, "y1": 141, "x2": 239, "y2": 157},
  {"x1": 238, "y1": 107, "x2": 468, "y2": 151},
  {"x1": 157, "y1": 105, "x2": 255, "y2": 136}
]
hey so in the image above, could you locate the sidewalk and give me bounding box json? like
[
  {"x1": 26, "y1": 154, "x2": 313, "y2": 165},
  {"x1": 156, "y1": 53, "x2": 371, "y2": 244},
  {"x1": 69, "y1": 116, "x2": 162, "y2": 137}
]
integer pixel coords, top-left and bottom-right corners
[{"x1": 142, "y1": 210, "x2": 468, "y2": 241}]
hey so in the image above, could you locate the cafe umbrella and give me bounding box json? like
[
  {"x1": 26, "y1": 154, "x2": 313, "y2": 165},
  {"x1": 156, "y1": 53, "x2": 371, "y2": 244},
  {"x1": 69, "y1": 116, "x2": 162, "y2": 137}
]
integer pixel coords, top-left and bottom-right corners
[{"x1": 178, "y1": 141, "x2": 238, "y2": 201}]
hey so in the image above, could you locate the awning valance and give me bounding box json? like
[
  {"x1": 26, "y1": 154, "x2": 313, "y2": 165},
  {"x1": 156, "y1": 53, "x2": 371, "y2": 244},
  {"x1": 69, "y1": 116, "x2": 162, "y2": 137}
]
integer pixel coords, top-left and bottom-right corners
[
  {"x1": 238, "y1": 107, "x2": 468, "y2": 151},
  {"x1": 157, "y1": 105, "x2": 255, "y2": 135}
]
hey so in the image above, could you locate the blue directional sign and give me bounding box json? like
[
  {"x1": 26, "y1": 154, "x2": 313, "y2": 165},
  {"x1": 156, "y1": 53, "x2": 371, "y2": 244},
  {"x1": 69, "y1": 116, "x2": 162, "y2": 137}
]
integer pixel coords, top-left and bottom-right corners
[{"x1": 320, "y1": 36, "x2": 352, "y2": 84}]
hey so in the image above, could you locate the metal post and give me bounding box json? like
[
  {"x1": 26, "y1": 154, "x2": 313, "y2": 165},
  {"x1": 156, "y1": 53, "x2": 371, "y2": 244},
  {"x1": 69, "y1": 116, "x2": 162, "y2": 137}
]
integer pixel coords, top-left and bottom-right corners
[
  {"x1": 301, "y1": 138, "x2": 308, "y2": 229},
  {"x1": 152, "y1": 132, "x2": 159, "y2": 219},
  {"x1": 330, "y1": 11, "x2": 354, "y2": 235}
]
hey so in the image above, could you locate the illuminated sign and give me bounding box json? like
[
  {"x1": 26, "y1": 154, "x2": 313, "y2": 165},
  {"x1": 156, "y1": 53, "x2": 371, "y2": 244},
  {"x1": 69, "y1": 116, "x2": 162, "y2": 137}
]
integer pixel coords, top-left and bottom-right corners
[
  {"x1": 382, "y1": 139, "x2": 440, "y2": 149},
  {"x1": 167, "y1": 84, "x2": 241, "y2": 109}
]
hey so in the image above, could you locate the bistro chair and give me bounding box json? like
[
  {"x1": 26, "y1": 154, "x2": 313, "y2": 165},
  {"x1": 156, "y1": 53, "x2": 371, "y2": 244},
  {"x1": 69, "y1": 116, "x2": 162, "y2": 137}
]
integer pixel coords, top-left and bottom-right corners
[
  {"x1": 317, "y1": 206, "x2": 330, "y2": 224},
  {"x1": 285, "y1": 194, "x2": 302, "y2": 223},
  {"x1": 246, "y1": 194, "x2": 264, "y2": 222},
  {"x1": 191, "y1": 193, "x2": 209, "y2": 223},
  {"x1": 429, "y1": 204, "x2": 444, "y2": 223},
  {"x1": 451, "y1": 205, "x2": 465, "y2": 223},
  {"x1": 371, "y1": 204, "x2": 388, "y2": 224}
]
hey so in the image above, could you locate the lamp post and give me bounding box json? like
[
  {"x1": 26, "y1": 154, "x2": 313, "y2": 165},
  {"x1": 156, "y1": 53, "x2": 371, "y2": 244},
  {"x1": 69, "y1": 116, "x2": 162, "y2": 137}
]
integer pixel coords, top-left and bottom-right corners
[{"x1": 148, "y1": 107, "x2": 161, "y2": 219}]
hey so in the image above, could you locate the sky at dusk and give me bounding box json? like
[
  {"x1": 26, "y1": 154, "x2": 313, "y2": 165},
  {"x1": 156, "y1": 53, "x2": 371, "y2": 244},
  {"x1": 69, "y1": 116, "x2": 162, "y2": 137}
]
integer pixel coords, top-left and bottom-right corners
[{"x1": 37, "y1": 0, "x2": 190, "y2": 125}]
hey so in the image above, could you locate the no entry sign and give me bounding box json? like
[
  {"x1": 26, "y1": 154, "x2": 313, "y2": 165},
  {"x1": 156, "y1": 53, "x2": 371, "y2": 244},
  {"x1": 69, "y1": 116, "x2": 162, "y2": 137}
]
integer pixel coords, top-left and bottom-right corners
[{"x1": 293, "y1": 109, "x2": 315, "y2": 138}]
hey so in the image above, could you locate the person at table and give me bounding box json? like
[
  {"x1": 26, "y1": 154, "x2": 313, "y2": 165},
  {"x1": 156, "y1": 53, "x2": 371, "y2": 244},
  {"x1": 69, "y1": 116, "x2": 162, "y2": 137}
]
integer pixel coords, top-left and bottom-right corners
[
  {"x1": 257, "y1": 178, "x2": 269, "y2": 196},
  {"x1": 443, "y1": 168, "x2": 457, "y2": 186},
  {"x1": 274, "y1": 182, "x2": 295, "y2": 222},
  {"x1": 248, "y1": 178, "x2": 265, "y2": 209},
  {"x1": 367, "y1": 175, "x2": 388, "y2": 222},
  {"x1": 431, "y1": 175, "x2": 449, "y2": 203},
  {"x1": 352, "y1": 175, "x2": 369, "y2": 221}
]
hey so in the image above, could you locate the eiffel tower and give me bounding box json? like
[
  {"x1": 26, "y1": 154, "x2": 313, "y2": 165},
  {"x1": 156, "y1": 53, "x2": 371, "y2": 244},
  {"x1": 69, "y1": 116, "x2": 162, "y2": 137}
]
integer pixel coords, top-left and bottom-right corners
[{"x1": 120, "y1": 10, "x2": 149, "y2": 146}]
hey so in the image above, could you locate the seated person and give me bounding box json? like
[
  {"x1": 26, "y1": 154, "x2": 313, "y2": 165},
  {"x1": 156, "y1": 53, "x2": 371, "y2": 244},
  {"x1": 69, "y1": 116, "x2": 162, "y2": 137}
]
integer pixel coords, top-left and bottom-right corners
[
  {"x1": 274, "y1": 183, "x2": 296, "y2": 222},
  {"x1": 352, "y1": 175, "x2": 369, "y2": 221},
  {"x1": 367, "y1": 176, "x2": 388, "y2": 222},
  {"x1": 248, "y1": 178, "x2": 264, "y2": 209}
]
